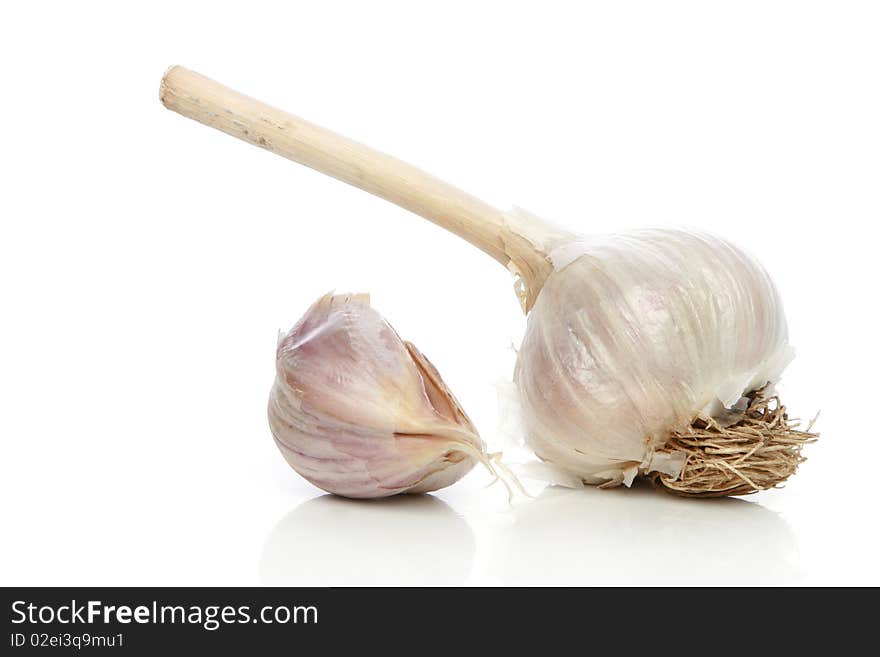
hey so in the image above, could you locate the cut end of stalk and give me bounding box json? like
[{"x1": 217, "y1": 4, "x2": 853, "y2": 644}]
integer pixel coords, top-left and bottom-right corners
[
  {"x1": 158, "y1": 64, "x2": 179, "y2": 106},
  {"x1": 649, "y1": 391, "x2": 818, "y2": 498}
]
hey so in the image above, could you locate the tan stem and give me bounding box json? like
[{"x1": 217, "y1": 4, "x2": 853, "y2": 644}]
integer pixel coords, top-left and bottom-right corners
[{"x1": 159, "y1": 66, "x2": 551, "y2": 311}]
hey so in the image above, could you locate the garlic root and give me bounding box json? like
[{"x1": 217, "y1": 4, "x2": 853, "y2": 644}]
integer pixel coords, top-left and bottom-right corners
[{"x1": 650, "y1": 390, "x2": 818, "y2": 497}]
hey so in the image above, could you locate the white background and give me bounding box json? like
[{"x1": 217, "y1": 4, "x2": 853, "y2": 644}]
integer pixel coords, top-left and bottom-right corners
[{"x1": 2, "y1": 1, "x2": 878, "y2": 586}]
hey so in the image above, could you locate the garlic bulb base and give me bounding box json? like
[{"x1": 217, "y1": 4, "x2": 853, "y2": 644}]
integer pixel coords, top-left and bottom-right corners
[{"x1": 649, "y1": 391, "x2": 817, "y2": 497}]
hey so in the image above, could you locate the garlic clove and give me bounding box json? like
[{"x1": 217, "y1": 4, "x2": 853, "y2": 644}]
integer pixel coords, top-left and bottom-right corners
[{"x1": 268, "y1": 293, "x2": 485, "y2": 498}]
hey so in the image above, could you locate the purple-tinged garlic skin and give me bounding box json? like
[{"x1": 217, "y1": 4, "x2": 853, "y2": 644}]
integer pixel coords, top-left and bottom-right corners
[{"x1": 268, "y1": 293, "x2": 483, "y2": 498}]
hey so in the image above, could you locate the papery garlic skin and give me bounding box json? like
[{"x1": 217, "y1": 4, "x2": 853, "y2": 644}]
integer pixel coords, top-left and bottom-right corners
[
  {"x1": 514, "y1": 229, "x2": 793, "y2": 485},
  {"x1": 269, "y1": 293, "x2": 483, "y2": 498}
]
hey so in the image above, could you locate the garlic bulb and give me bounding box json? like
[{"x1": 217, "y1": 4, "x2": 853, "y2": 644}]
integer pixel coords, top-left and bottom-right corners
[
  {"x1": 514, "y1": 228, "x2": 794, "y2": 487},
  {"x1": 162, "y1": 66, "x2": 815, "y2": 497},
  {"x1": 268, "y1": 293, "x2": 485, "y2": 498}
]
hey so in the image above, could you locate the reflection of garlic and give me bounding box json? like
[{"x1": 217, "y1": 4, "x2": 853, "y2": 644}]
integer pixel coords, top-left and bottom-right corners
[{"x1": 268, "y1": 293, "x2": 485, "y2": 498}]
